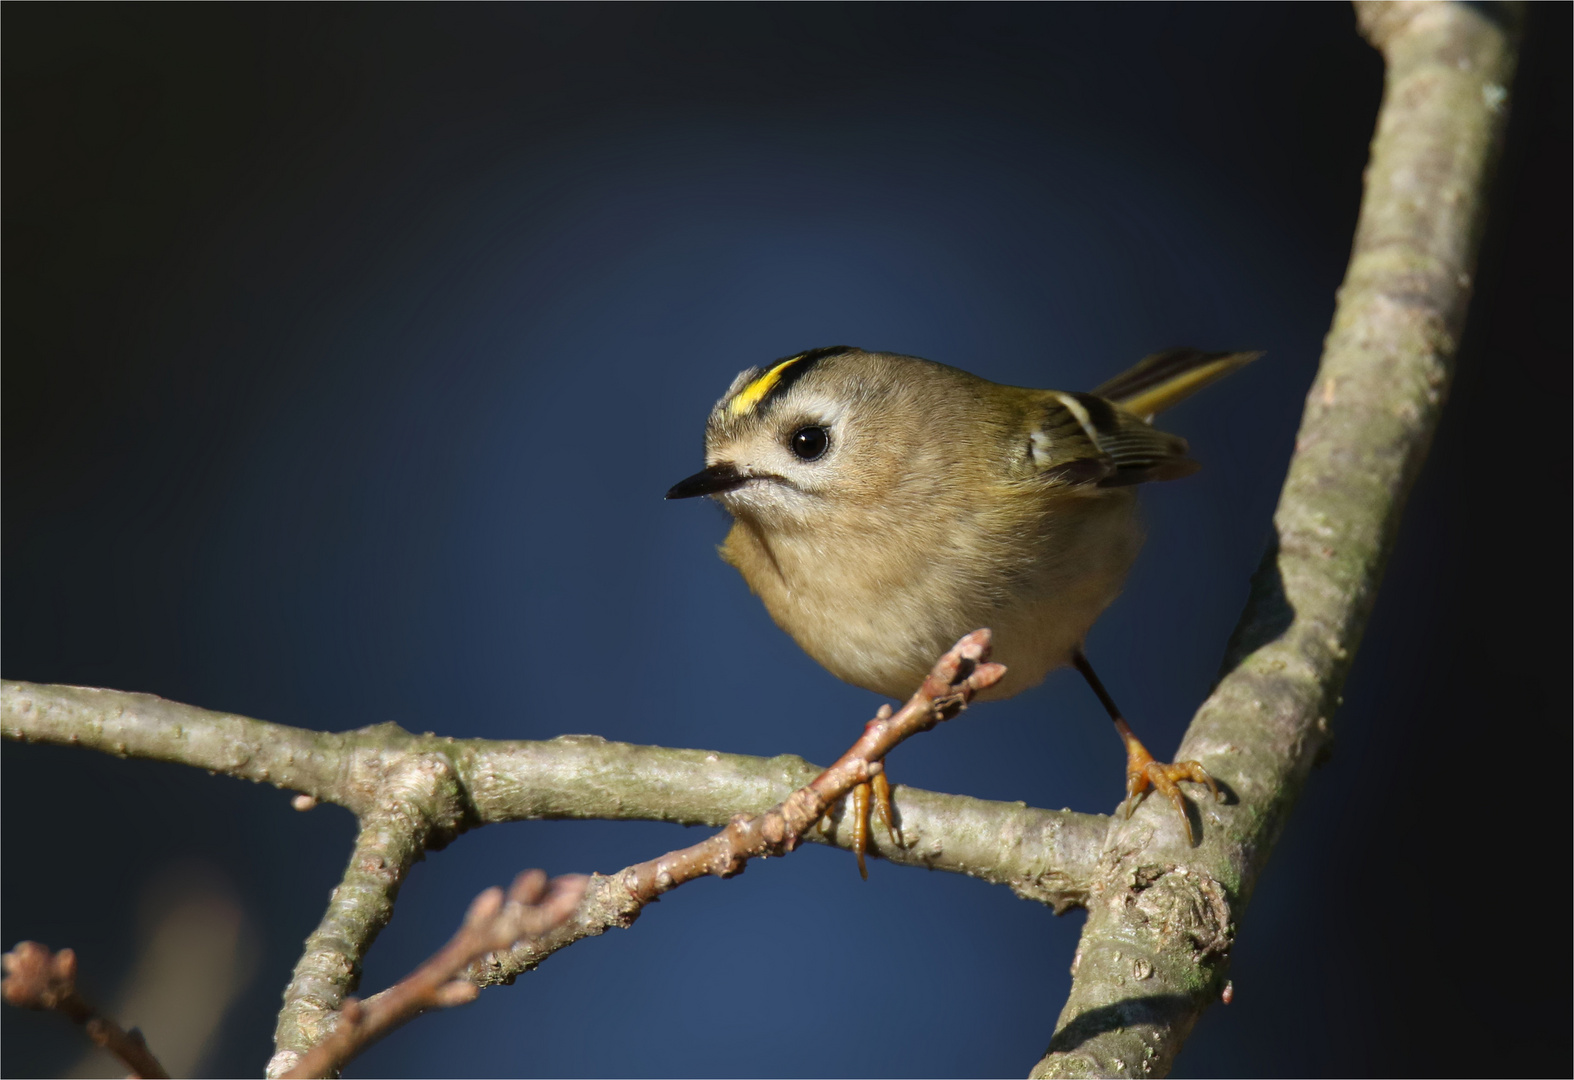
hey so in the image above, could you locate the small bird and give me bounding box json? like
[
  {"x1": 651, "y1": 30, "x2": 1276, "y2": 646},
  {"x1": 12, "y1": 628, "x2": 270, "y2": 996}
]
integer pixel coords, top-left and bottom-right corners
[{"x1": 667, "y1": 345, "x2": 1258, "y2": 862}]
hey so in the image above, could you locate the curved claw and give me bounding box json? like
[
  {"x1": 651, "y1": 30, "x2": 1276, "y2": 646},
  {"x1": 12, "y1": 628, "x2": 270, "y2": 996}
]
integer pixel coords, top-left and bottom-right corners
[
  {"x1": 1077, "y1": 651, "x2": 1220, "y2": 845},
  {"x1": 848, "y1": 771, "x2": 902, "y2": 880},
  {"x1": 1124, "y1": 757, "x2": 1219, "y2": 845},
  {"x1": 872, "y1": 771, "x2": 900, "y2": 847}
]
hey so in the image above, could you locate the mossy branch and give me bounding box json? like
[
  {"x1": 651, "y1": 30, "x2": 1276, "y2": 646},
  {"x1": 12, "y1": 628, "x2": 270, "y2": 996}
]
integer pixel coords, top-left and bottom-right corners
[{"x1": 1030, "y1": 3, "x2": 1520, "y2": 1076}]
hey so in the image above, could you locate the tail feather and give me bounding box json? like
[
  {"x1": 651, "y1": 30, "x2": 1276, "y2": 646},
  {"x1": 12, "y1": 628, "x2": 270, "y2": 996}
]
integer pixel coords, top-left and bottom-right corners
[{"x1": 1092, "y1": 348, "x2": 1262, "y2": 419}]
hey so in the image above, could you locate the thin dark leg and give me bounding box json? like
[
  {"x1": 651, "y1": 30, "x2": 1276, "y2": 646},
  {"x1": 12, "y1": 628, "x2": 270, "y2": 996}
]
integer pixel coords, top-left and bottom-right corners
[
  {"x1": 1073, "y1": 650, "x2": 1126, "y2": 726},
  {"x1": 1070, "y1": 649, "x2": 1219, "y2": 843},
  {"x1": 1072, "y1": 649, "x2": 1145, "y2": 749}
]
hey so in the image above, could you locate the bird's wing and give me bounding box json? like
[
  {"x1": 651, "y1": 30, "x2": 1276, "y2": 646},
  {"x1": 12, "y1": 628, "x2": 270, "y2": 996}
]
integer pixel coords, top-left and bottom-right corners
[
  {"x1": 1027, "y1": 392, "x2": 1198, "y2": 488},
  {"x1": 1091, "y1": 348, "x2": 1260, "y2": 420}
]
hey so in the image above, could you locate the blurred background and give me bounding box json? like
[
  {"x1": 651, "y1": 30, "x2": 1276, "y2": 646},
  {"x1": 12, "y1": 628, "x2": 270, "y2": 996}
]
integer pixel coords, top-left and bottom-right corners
[{"x1": 3, "y1": 5, "x2": 1567, "y2": 1077}]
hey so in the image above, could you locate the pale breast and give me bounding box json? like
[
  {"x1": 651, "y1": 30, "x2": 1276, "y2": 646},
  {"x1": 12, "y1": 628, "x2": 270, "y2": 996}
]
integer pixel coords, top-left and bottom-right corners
[{"x1": 721, "y1": 489, "x2": 1143, "y2": 701}]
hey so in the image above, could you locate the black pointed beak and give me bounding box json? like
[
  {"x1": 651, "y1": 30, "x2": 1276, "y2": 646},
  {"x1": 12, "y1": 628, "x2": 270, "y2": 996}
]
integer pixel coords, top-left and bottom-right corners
[{"x1": 665, "y1": 463, "x2": 748, "y2": 500}]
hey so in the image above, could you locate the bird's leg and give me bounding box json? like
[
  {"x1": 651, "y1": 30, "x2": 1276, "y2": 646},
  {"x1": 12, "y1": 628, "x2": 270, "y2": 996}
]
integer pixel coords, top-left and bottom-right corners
[{"x1": 1071, "y1": 649, "x2": 1221, "y2": 844}]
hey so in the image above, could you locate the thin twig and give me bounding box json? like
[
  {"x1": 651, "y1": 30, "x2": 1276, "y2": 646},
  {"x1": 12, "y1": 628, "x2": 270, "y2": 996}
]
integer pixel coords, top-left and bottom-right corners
[
  {"x1": 279, "y1": 632, "x2": 1001, "y2": 1074},
  {"x1": 619, "y1": 629, "x2": 1004, "y2": 899},
  {"x1": 281, "y1": 871, "x2": 587, "y2": 1080},
  {"x1": 2, "y1": 941, "x2": 171, "y2": 1080},
  {"x1": 469, "y1": 629, "x2": 1006, "y2": 989},
  {"x1": 265, "y1": 631, "x2": 1000, "y2": 1074}
]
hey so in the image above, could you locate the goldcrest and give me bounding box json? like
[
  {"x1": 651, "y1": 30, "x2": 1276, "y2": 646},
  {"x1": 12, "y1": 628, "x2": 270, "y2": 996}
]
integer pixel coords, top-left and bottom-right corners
[{"x1": 667, "y1": 345, "x2": 1258, "y2": 845}]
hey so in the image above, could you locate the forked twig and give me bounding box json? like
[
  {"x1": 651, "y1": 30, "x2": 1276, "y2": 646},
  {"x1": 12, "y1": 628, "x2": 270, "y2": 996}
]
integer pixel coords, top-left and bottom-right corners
[
  {"x1": 468, "y1": 629, "x2": 1006, "y2": 990},
  {"x1": 2, "y1": 941, "x2": 171, "y2": 1080},
  {"x1": 282, "y1": 870, "x2": 588, "y2": 1080},
  {"x1": 616, "y1": 629, "x2": 1005, "y2": 899},
  {"x1": 271, "y1": 629, "x2": 1006, "y2": 1075}
]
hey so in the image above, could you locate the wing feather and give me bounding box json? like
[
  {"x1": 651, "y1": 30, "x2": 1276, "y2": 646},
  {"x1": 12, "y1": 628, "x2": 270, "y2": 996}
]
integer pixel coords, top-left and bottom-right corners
[{"x1": 1028, "y1": 392, "x2": 1197, "y2": 489}]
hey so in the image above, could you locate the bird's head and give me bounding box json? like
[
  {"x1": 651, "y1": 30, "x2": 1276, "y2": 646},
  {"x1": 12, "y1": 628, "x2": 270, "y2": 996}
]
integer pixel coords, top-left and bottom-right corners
[{"x1": 666, "y1": 346, "x2": 933, "y2": 531}]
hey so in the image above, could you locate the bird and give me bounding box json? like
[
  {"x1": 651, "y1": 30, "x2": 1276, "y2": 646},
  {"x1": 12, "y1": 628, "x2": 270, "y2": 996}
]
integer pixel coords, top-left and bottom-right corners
[{"x1": 666, "y1": 345, "x2": 1258, "y2": 868}]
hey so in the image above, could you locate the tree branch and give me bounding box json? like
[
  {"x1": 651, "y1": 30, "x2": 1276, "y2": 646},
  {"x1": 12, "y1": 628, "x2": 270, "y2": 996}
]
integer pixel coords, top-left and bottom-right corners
[
  {"x1": 0, "y1": 681, "x2": 1109, "y2": 911},
  {"x1": 280, "y1": 870, "x2": 588, "y2": 1080},
  {"x1": 1, "y1": 638, "x2": 1106, "y2": 1073},
  {"x1": 1031, "y1": 3, "x2": 1521, "y2": 1076},
  {"x1": 0, "y1": 7, "x2": 1526, "y2": 1077},
  {"x1": 2, "y1": 941, "x2": 171, "y2": 1080},
  {"x1": 285, "y1": 631, "x2": 1006, "y2": 1073},
  {"x1": 268, "y1": 811, "x2": 437, "y2": 1076},
  {"x1": 469, "y1": 630, "x2": 1008, "y2": 990}
]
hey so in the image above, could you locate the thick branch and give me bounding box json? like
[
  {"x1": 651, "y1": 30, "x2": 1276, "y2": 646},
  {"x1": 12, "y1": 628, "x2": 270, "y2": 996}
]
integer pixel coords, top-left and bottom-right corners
[
  {"x1": 458, "y1": 732, "x2": 1107, "y2": 909},
  {"x1": 0, "y1": 682, "x2": 378, "y2": 814},
  {"x1": 0, "y1": 681, "x2": 1108, "y2": 910},
  {"x1": 269, "y1": 809, "x2": 445, "y2": 1077},
  {"x1": 1032, "y1": 3, "x2": 1520, "y2": 1076}
]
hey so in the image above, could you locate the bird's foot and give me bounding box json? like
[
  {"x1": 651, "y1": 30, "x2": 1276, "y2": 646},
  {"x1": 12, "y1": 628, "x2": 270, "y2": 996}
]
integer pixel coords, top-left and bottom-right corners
[
  {"x1": 1119, "y1": 730, "x2": 1220, "y2": 845},
  {"x1": 849, "y1": 769, "x2": 900, "y2": 879}
]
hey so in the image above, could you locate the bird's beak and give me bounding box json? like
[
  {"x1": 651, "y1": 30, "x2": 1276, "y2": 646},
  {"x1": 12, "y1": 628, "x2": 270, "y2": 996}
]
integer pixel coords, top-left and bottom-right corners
[{"x1": 665, "y1": 462, "x2": 749, "y2": 500}]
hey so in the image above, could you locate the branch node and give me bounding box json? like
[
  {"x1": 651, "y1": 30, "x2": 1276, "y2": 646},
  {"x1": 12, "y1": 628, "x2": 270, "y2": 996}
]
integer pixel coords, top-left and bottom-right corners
[{"x1": 281, "y1": 872, "x2": 586, "y2": 1079}]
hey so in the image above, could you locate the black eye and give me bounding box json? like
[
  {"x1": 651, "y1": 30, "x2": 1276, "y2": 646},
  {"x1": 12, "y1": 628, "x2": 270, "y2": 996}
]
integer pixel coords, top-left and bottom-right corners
[{"x1": 789, "y1": 425, "x2": 830, "y2": 461}]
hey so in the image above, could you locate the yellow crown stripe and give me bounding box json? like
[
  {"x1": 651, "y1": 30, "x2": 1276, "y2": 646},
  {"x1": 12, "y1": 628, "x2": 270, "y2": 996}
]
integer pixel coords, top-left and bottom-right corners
[{"x1": 728, "y1": 354, "x2": 806, "y2": 417}]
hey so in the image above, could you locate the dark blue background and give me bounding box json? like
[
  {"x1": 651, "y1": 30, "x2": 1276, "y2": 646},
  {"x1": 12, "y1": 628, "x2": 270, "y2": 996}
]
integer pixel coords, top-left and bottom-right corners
[{"x1": 4, "y1": 5, "x2": 1568, "y2": 1077}]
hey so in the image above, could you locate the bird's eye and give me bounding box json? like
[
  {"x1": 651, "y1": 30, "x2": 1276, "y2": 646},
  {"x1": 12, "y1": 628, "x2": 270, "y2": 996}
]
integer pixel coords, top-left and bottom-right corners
[{"x1": 789, "y1": 425, "x2": 830, "y2": 461}]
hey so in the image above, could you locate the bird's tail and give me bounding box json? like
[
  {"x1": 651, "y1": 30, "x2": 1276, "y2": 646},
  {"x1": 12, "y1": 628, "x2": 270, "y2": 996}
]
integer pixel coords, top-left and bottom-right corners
[{"x1": 1092, "y1": 348, "x2": 1262, "y2": 420}]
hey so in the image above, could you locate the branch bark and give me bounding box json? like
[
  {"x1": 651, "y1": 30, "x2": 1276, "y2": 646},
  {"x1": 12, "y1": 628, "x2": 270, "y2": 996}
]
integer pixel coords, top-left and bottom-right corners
[
  {"x1": 2, "y1": 644, "x2": 1108, "y2": 1075},
  {"x1": 1030, "y1": 3, "x2": 1521, "y2": 1076},
  {"x1": 466, "y1": 630, "x2": 1007, "y2": 992},
  {"x1": 0, "y1": 680, "x2": 1109, "y2": 911},
  {"x1": 280, "y1": 870, "x2": 587, "y2": 1080},
  {"x1": 2, "y1": 9, "x2": 1508, "y2": 1076},
  {"x1": 275, "y1": 630, "x2": 1002, "y2": 1075},
  {"x1": 268, "y1": 811, "x2": 440, "y2": 1075}
]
